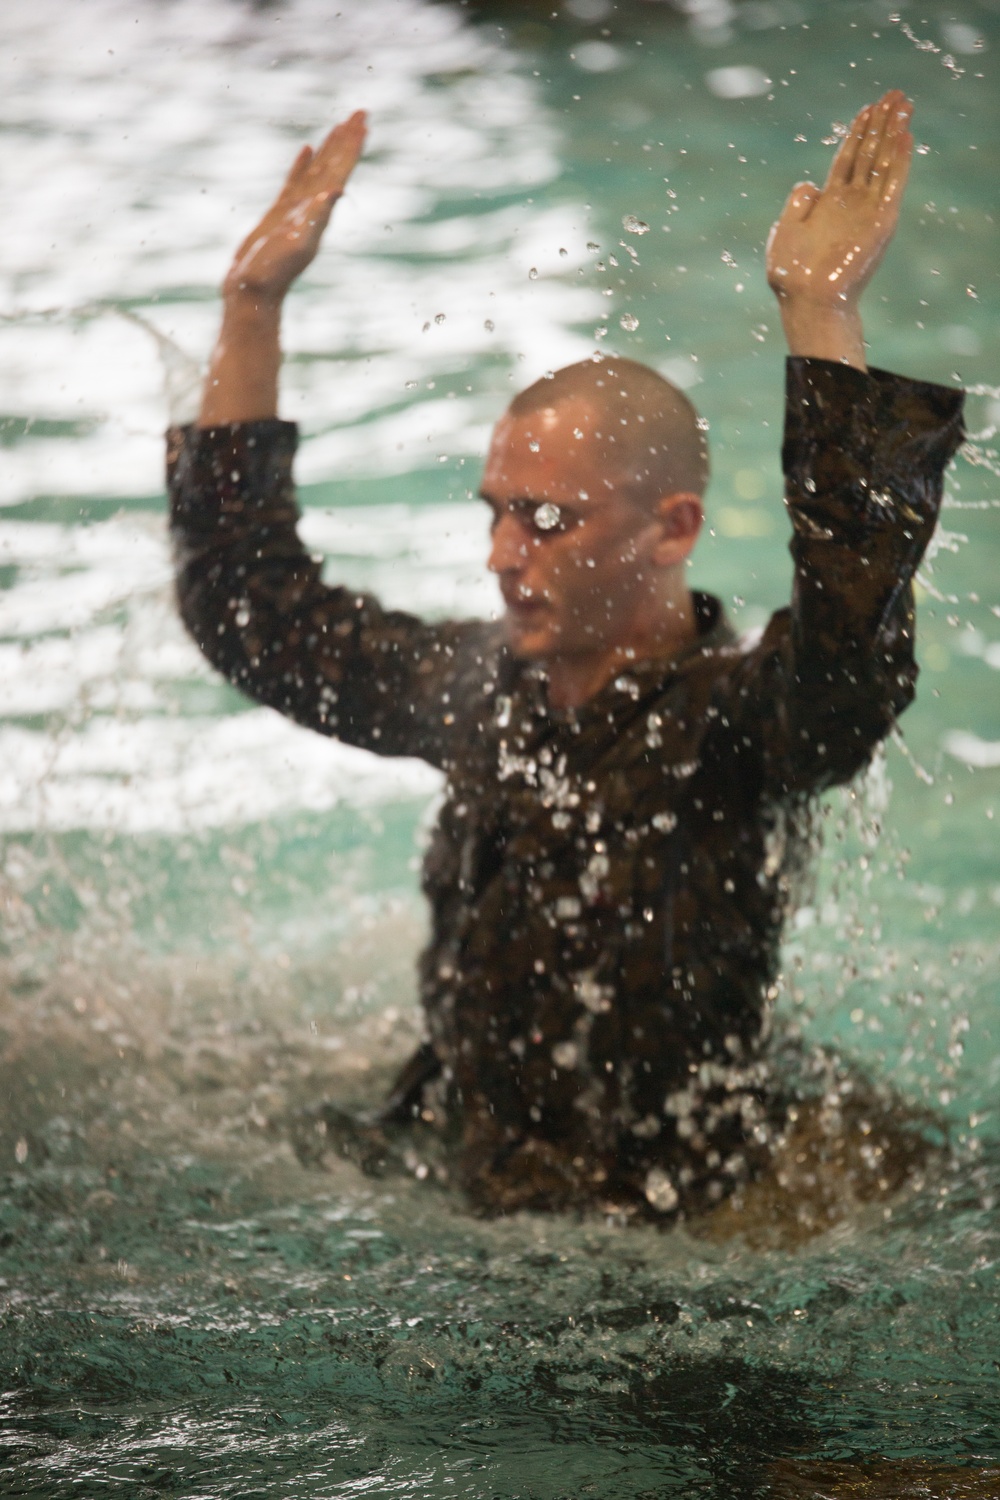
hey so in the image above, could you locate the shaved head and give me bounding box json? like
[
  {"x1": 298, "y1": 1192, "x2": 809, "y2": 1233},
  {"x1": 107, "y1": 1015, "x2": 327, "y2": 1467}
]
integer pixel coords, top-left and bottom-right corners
[
  {"x1": 507, "y1": 356, "x2": 709, "y2": 507},
  {"x1": 483, "y1": 353, "x2": 707, "y2": 691}
]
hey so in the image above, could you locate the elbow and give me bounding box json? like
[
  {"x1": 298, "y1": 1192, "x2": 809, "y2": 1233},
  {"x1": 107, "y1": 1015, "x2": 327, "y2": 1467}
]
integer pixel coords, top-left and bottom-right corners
[
  {"x1": 891, "y1": 659, "x2": 918, "y2": 721},
  {"x1": 175, "y1": 571, "x2": 241, "y2": 682}
]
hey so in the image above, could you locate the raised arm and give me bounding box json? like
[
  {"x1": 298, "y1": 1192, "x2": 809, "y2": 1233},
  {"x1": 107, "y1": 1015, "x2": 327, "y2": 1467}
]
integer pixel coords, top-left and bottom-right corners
[
  {"x1": 170, "y1": 113, "x2": 496, "y2": 771},
  {"x1": 199, "y1": 110, "x2": 367, "y2": 425},
  {"x1": 723, "y1": 93, "x2": 964, "y2": 800}
]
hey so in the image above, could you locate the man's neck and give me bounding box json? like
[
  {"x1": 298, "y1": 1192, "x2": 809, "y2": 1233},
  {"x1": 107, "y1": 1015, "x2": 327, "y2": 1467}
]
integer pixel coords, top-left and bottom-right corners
[{"x1": 543, "y1": 590, "x2": 699, "y2": 710}]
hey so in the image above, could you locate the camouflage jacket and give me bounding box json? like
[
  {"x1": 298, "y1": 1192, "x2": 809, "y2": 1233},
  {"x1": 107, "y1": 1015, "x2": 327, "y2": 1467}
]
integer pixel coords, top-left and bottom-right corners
[{"x1": 168, "y1": 359, "x2": 964, "y2": 1212}]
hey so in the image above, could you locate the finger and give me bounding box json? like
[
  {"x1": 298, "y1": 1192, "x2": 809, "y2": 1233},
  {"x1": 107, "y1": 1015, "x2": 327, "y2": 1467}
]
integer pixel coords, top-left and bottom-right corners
[
  {"x1": 327, "y1": 107, "x2": 367, "y2": 139},
  {"x1": 826, "y1": 104, "x2": 871, "y2": 188},
  {"x1": 880, "y1": 129, "x2": 913, "y2": 215},
  {"x1": 859, "y1": 90, "x2": 908, "y2": 184},
  {"x1": 786, "y1": 181, "x2": 822, "y2": 221},
  {"x1": 875, "y1": 96, "x2": 913, "y2": 176},
  {"x1": 875, "y1": 91, "x2": 911, "y2": 173},
  {"x1": 276, "y1": 144, "x2": 314, "y2": 202},
  {"x1": 856, "y1": 97, "x2": 892, "y2": 182},
  {"x1": 288, "y1": 144, "x2": 314, "y2": 179},
  {"x1": 260, "y1": 146, "x2": 315, "y2": 228},
  {"x1": 313, "y1": 110, "x2": 368, "y2": 176},
  {"x1": 308, "y1": 138, "x2": 366, "y2": 207}
]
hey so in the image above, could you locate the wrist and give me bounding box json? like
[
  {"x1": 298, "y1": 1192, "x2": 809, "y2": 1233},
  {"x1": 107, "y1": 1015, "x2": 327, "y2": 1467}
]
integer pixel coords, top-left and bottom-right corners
[
  {"x1": 221, "y1": 286, "x2": 284, "y2": 323},
  {"x1": 198, "y1": 294, "x2": 283, "y2": 427},
  {"x1": 776, "y1": 296, "x2": 866, "y2": 371}
]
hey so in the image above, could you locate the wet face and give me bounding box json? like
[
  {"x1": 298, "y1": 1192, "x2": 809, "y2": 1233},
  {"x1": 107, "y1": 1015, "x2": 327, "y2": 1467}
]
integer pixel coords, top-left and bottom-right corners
[{"x1": 482, "y1": 399, "x2": 664, "y2": 661}]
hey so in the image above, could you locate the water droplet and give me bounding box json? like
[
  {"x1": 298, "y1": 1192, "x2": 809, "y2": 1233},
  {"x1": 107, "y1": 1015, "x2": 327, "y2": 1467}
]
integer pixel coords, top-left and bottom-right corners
[
  {"x1": 573, "y1": 428, "x2": 584, "y2": 441},
  {"x1": 484, "y1": 318, "x2": 495, "y2": 332},
  {"x1": 528, "y1": 440, "x2": 540, "y2": 453},
  {"x1": 434, "y1": 312, "x2": 446, "y2": 324},
  {"x1": 405, "y1": 379, "x2": 417, "y2": 389},
  {"x1": 587, "y1": 241, "x2": 600, "y2": 252},
  {"x1": 916, "y1": 142, "x2": 931, "y2": 155},
  {"x1": 622, "y1": 214, "x2": 650, "y2": 235},
  {"x1": 644, "y1": 1166, "x2": 678, "y2": 1213},
  {"x1": 534, "y1": 502, "x2": 561, "y2": 531},
  {"x1": 528, "y1": 267, "x2": 538, "y2": 280},
  {"x1": 620, "y1": 313, "x2": 640, "y2": 332},
  {"x1": 14, "y1": 1137, "x2": 28, "y2": 1165},
  {"x1": 966, "y1": 285, "x2": 978, "y2": 299},
  {"x1": 552, "y1": 1041, "x2": 578, "y2": 1070},
  {"x1": 721, "y1": 250, "x2": 737, "y2": 268},
  {"x1": 696, "y1": 416, "x2": 710, "y2": 432},
  {"x1": 559, "y1": 247, "x2": 568, "y2": 257}
]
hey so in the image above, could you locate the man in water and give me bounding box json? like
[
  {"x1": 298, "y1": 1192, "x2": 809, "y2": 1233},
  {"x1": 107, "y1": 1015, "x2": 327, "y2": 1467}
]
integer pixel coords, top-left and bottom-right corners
[{"x1": 169, "y1": 91, "x2": 964, "y2": 1216}]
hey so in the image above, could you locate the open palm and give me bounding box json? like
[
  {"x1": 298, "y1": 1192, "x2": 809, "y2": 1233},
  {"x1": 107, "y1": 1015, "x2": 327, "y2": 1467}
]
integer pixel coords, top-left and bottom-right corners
[
  {"x1": 224, "y1": 110, "x2": 367, "y2": 302},
  {"x1": 767, "y1": 90, "x2": 913, "y2": 311}
]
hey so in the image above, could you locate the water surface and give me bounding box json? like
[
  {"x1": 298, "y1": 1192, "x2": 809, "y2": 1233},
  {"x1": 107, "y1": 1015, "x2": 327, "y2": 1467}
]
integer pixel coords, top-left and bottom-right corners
[{"x1": 2, "y1": 0, "x2": 1000, "y2": 1493}]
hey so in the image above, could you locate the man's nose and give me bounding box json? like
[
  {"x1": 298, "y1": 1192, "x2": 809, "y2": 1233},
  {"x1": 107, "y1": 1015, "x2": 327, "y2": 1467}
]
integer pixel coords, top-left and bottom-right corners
[{"x1": 487, "y1": 511, "x2": 533, "y2": 575}]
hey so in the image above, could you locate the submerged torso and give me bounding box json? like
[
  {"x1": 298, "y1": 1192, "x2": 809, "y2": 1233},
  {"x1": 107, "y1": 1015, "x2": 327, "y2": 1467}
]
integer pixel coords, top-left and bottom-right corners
[
  {"x1": 418, "y1": 597, "x2": 798, "y2": 1206},
  {"x1": 167, "y1": 358, "x2": 964, "y2": 1212}
]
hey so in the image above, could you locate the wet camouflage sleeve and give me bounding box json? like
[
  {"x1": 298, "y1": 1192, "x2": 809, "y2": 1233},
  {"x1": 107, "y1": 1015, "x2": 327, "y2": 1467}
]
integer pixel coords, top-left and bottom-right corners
[
  {"x1": 730, "y1": 359, "x2": 965, "y2": 797},
  {"x1": 167, "y1": 420, "x2": 496, "y2": 773}
]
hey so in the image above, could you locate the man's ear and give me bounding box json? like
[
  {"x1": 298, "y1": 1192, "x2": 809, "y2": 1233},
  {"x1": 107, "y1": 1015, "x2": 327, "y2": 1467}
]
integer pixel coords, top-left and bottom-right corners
[{"x1": 651, "y1": 491, "x2": 703, "y2": 566}]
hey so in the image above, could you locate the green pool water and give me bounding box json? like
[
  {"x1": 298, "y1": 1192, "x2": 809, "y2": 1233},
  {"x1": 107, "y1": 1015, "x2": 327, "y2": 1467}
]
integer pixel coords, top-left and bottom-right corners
[{"x1": 1, "y1": 0, "x2": 999, "y2": 1494}]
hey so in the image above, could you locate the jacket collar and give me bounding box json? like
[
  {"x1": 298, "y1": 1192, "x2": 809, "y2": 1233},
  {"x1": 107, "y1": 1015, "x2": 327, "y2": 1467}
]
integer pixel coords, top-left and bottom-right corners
[{"x1": 503, "y1": 591, "x2": 734, "y2": 728}]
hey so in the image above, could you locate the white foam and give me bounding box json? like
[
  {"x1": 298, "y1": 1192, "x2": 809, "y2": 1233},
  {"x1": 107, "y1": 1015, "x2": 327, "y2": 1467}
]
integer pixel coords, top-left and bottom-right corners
[
  {"x1": 0, "y1": 0, "x2": 601, "y2": 503},
  {"x1": 943, "y1": 730, "x2": 1000, "y2": 770},
  {"x1": 0, "y1": 0, "x2": 597, "y2": 831},
  {"x1": 0, "y1": 711, "x2": 441, "y2": 834},
  {"x1": 0, "y1": 500, "x2": 493, "y2": 828}
]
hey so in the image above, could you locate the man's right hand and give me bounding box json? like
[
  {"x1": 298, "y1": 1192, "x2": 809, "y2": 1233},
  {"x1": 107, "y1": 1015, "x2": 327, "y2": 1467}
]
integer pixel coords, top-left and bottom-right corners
[
  {"x1": 198, "y1": 111, "x2": 366, "y2": 427},
  {"x1": 223, "y1": 111, "x2": 367, "y2": 306}
]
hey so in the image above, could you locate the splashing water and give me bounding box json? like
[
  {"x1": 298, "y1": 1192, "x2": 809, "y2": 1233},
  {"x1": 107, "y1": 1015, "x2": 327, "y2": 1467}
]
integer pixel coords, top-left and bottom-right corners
[{"x1": 2, "y1": 0, "x2": 1000, "y2": 1494}]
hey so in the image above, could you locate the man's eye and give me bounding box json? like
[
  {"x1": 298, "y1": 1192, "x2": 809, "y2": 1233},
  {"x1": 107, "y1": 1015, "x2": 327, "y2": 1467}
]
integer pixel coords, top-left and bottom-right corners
[{"x1": 532, "y1": 502, "x2": 562, "y2": 532}]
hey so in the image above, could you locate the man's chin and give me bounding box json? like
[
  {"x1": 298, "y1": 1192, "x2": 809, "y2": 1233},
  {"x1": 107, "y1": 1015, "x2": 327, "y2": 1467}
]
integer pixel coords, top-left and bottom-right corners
[{"x1": 502, "y1": 611, "x2": 556, "y2": 659}]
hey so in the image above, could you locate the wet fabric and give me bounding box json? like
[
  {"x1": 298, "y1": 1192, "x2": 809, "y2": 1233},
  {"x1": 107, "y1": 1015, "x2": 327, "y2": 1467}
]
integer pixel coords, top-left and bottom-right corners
[{"x1": 168, "y1": 359, "x2": 964, "y2": 1213}]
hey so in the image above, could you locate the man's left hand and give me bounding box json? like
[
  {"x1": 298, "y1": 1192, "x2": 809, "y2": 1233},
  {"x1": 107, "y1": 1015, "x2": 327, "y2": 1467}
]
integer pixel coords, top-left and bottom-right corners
[{"x1": 767, "y1": 90, "x2": 914, "y2": 368}]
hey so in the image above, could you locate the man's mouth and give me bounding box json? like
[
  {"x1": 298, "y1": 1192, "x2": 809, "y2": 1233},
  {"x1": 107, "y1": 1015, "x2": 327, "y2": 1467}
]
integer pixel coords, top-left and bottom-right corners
[{"x1": 501, "y1": 585, "x2": 547, "y2": 616}]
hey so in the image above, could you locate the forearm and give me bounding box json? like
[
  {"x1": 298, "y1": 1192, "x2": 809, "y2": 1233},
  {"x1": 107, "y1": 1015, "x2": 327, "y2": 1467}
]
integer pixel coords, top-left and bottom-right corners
[
  {"x1": 770, "y1": 359, "x2": 964, "y2": 790},
  {"x1": 198, "y1": 293, "x2": 283, "y2": 427},
  {"x1": 170, "y1": 418, "x2": 379, "y2": 737},
  {"x1": 777, "y1": 297, "x2": 866, "y2": 372},
  {"x1": 168, "y1": 419, "x2": 488, "y2": 768}
]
